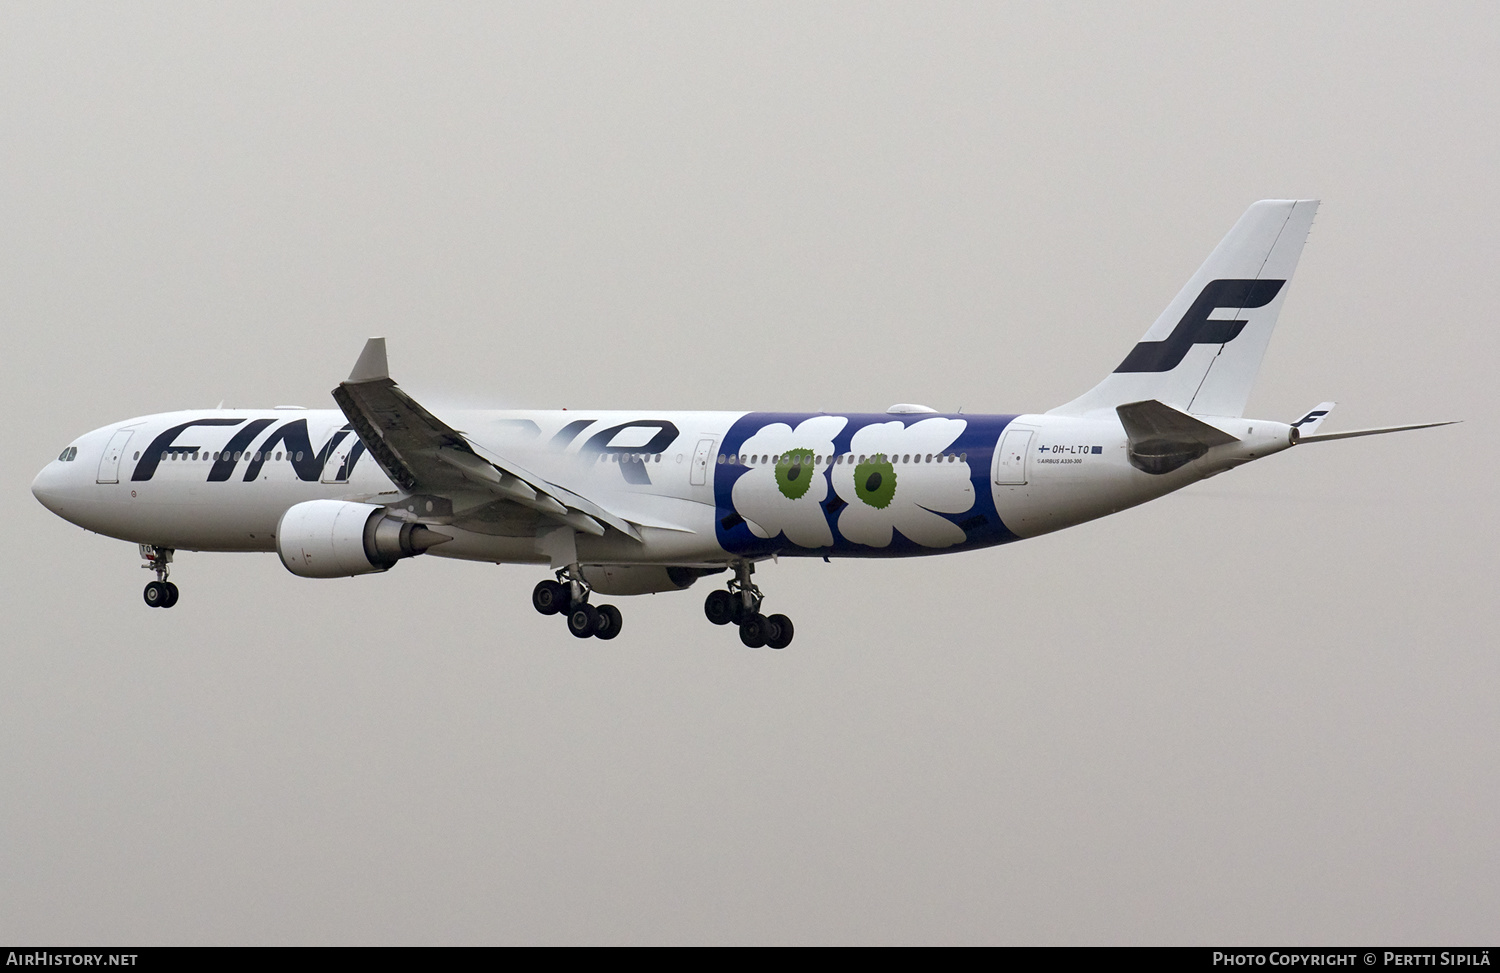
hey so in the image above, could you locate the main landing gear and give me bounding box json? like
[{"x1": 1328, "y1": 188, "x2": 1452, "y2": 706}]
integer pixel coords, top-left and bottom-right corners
[
  {"x1": 703, "y1": 561, "x2": 794, "y2": 649},
  {"x1": 140, "y1": 544, "x2": 179, "y2": 608},
  {"x1": 532, "y1": 568, "x2": 622, "y2": 640}
]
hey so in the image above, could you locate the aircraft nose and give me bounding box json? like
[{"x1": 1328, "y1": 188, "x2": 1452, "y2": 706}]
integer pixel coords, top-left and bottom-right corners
[{"x1": 31, "y1": 462, "x2": 69, "y2": 515}]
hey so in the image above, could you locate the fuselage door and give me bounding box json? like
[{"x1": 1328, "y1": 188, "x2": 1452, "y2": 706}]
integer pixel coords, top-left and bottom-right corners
[
  {"x1": 96, "y1": 430, "x2": 135, "y2": 484},
  {"x1": 690, "y1": 438, "x2": 716, "y2": 486},
  {"x1": 993, "y1": 427, "x2": 1033, "y2": 486}
]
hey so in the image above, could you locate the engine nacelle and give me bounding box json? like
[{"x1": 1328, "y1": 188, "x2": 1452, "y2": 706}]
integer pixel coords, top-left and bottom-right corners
[
  {"x1": 277, "y1": 499, "x2": 451, "y2": 579},
  {"x1": 580, "y1": 564, "x2": 722, "y2": 596}
]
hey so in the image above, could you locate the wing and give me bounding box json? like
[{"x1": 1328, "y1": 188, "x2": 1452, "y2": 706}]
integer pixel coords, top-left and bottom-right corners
[{"x1": 331, "y1": 338, "x2": 640, "y2": 541}]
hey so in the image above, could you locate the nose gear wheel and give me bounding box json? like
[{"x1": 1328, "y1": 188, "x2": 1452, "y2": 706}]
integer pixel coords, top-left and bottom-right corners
[{"x1": 140, "y1": 545, "x2": 179, "y2": 609}]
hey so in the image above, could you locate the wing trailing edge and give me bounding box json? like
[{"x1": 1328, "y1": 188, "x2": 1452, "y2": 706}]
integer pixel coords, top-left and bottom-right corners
[
  {"x1": 1294, "y1": 420, "x2": 1458, "y2": 443},
  {"x1": 333, "y1": 339, "x2": 640, "y2": 541}
]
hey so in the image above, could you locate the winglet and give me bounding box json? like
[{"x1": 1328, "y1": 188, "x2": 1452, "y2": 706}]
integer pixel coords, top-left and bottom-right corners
[
  {"x1": 348, "y1": 337, "x2": 389, "y2": 383},
  {"x1": 1290, "y1": 402, "x2": 1337, "y2": 437}
]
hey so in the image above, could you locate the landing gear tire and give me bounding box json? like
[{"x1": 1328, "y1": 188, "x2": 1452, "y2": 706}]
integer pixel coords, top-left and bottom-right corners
[
  {"x1": 162, "y1": 582, "x2": 180, "y2": 608},
  {"x1": 704, "y1": 589, "x2": 735, "y2": 626},
  {"x1": 594, "y1": 604, "x2": 622, "y2": 640},
  {"x1": 765, "y1": 613, "x2": 793, "y2": 649},
  {"x1": 143, "y1": 581, "x2": 167, "y2": 608},
  {"x1": 533, "y1": 580, "x2": 569, "y2": 615},
  {"x1": 567, "y1": 604, "x2": 599, "y2": 639},
  {"x1": 739, "y1": 613, "x2": 770, "y2": 648}
]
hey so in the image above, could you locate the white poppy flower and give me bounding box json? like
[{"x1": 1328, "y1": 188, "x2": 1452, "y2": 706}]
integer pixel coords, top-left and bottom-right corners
[
  {"x1": 831, "y1": 418, "x2": 973, "y2": 548},
  {"x1": 730, "y1": 415, "x2": 848, "y2": 548}
]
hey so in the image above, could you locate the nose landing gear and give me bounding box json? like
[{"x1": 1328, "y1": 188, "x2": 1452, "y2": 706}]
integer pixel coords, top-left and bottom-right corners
[
  {"x1": 140, "y1": 544, "x2": 179, "y2": 608},
  {"x1": 704, "y1": 561, "x2": 794, "y2": 649},
  {"x1": 532, "y1": 569, "x2": 622, "y2": 641}
]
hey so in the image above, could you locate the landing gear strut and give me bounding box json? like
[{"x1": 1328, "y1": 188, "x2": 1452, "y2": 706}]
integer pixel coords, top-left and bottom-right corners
[
  {"x1": 140, "y1": 544, "x2": 179, "y2": 608},
  {"x1": 532, "y1": 567, "x2": 621, "y2": 640},
  {"x1": 704, "y1": 561, "x2": 794, "y2": 649}
]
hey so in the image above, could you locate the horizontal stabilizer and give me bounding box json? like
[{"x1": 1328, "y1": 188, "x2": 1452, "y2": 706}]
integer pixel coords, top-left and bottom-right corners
[
  {"x1": 1116, "y1": 399, "x2": 1238, "y2": 475},
  {"x1": 1117, "y1": 399, "x2": 1240, "y2": 447},
  {"x1": 1295, "y1": 420, "x2": 1458, "y2": 443}
]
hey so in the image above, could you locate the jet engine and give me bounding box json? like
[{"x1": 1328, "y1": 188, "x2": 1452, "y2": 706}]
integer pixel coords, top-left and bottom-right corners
[{"x1": 277, "y1": 499, "x2": 451, "y2": 579}]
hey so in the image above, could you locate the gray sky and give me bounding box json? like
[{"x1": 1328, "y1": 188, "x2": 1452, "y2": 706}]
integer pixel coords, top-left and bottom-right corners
[{"x1": 3, "y1": 2, "x2": 1496, "y2": 945}]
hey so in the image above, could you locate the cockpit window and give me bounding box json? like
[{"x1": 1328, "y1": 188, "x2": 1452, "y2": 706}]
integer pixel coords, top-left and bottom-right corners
[{"x1": 57, "y1": 446, "x2": 78, "y2": 462}]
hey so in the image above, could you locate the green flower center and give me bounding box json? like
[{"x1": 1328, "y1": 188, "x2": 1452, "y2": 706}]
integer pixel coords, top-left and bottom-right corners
[
  {"x1": 853, "y1": 457, "x2": 896, "y2": 509},
  {"x1": 775, "y1": 449, "x2": 817, "y2": 500}
]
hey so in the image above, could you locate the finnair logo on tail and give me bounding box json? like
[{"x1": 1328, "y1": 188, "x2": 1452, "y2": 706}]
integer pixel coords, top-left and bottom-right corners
[{"x1": 1115, "y1": 279, "x2": 1285, "y2": 373}]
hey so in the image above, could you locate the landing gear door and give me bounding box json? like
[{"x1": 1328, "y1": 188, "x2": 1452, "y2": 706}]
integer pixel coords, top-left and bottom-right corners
[
  {"x1": 993, "y1": 428, "x2": 1033, "y2": 486},
  {"x1": 96, "y1": 430, "x2": 135, "y2": 484},
  {"x1": 690, "y1": 438, "x2": 716, "y2": 486}
]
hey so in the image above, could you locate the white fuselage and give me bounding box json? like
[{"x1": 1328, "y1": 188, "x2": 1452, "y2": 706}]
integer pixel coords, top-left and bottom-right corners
[{"x1": 32, "y1": 406, "x2": 1296, "y2": 571}]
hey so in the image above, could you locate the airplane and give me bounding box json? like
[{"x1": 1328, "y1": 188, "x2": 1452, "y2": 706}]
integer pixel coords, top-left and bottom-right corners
[{"x1": 31, "y1": 200, "x2": 1454, "y2": 648}]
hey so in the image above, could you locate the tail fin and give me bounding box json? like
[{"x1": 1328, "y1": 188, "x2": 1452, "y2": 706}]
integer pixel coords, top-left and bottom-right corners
[{"x1": 1050, "y1": 199, "x2": 1319, "y2": 419}]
